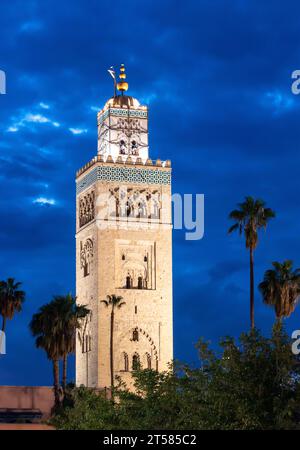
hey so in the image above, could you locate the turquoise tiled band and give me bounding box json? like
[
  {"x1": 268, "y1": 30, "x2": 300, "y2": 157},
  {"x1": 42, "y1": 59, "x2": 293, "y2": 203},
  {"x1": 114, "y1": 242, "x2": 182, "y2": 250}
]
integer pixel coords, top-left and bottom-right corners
[
  {"x1": 76, "y1": 165, "x2": 171, "y2": 194},
  {"x1": 99, "y1": 108, "x2": 148, "y2": 123}
]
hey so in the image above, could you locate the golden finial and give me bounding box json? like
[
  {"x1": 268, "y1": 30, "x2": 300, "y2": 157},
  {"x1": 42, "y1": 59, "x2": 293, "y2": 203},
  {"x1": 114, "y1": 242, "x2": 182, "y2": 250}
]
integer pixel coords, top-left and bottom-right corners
[{"x1": 117, "y1": 64, "x2": 129, "y2": 94}]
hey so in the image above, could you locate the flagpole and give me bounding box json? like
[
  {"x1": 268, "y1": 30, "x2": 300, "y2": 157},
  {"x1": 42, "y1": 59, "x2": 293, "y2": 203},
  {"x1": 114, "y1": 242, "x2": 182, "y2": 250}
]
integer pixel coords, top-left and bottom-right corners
[{"x1": 108, "y1": 66, "x2": 117, "y2": 98}]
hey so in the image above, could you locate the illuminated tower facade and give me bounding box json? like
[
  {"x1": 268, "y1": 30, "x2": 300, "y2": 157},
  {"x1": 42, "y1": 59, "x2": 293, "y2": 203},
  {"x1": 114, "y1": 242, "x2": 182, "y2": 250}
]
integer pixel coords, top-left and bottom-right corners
[{"x1": 75, "y1": 65, "x2": 173, "y2": 389}]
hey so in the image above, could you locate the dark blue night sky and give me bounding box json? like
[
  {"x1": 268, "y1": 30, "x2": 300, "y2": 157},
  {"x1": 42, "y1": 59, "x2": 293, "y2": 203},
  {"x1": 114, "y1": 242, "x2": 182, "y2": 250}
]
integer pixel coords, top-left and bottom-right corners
[{"x1": 1, "y1": 0, "x2": 300, "y2": 385}]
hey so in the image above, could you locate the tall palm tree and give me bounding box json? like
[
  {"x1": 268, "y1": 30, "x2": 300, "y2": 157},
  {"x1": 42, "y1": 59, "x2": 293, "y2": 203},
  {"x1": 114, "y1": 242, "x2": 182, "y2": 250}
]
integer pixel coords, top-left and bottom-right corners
[
  {"x1": 101, "y1": 294, "x2": 125, "y2": 390},
  {"x1": 30, "y1": 295, "x2": 89, "y2": 405},
  {"x1": 259, "y1": 260, "x2": 300, "y2": 320},
  {"x1": 52, "y1": 294, "x2": 89, "y2": 391},
  {"x1": 228, "y1": 196, "x2": 275, "y2": 329},
  {"x1": 0, "y1": 278, "x2": 25, "y2": 333},
  {"x1": 30, "y1": 301, "x2": 63, "y2": 408}
]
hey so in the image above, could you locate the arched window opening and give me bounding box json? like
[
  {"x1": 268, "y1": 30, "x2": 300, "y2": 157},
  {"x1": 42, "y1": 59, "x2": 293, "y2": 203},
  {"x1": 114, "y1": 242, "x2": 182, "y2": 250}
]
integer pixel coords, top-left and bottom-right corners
[
  {"x1": 152, "y1": 201, "x2": 160, "y2": 219},
  {"x1": 120, "y1": 140, "x2": 127, "y2": 154},
  {"x1": 146, "y1": 353, "x2": 151, "y2": 370},
  {"x1": 126, "y1": 276, "x2": 132, "y2": 289},
  {"x1": 131, "y1": 140, "x2": 138, "y2": 155},
  {"x1": 132, "y1": 328, "x2": 139, "y2": 342},
  {"x1": 122, "y1": 254, "x2": 125, "y2": 261},
  {"x1": 132, "y1": 353, "x2": 140, "y2": 371},
  {"x1": 138, "y1": 276, "x2": 143, "y2": 290},
  {"x1": 126, "y1": 201, "x2": 133, "y2": 217},
  {"x1": 137, "y1": 201, "x2": 147, "y2": 218},
  {"x1": 123, "y1": 353, "x2": 129, "y2": 371},
  {"x1": 83, "y1": 265, "x2": 88, "y2": 277},
  {"x1": 115, "y1": 198, "x2": 120, "y2": 218}
]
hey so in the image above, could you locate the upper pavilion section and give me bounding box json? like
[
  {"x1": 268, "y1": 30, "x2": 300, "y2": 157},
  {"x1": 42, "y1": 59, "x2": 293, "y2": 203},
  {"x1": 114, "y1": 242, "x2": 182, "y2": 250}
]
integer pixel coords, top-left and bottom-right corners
[
  {"x1": 76, "y1": 65, "x2": 171, "y2": 179},
  {"x1": 97, "y1": 65, "x2": 149, "y2": 163}
]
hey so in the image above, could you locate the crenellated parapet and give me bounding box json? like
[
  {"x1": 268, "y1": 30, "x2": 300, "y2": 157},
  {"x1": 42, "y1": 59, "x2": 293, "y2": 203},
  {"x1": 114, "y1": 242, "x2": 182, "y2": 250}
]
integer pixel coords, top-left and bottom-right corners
[
  {"x1": 76, "y1": 154, "x2": 171, "y2": 178},
  {"x1": 76, "y1": 157, "x2": 171, "y2": 195}
]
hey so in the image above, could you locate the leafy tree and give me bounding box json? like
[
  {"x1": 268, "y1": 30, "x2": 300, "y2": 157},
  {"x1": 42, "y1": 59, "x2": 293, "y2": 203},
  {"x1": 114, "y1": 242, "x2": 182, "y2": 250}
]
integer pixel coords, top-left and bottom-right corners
[
  {"x1": 53, "y1": 326, "x2": 300, "y2": 430},
  {"x1": 115, "y1": 367, "x2": 182, "y2": 429},
  {"x1": 101, "y1": 295, "x2": 125, "y2": 390},
  {"x1": 228, "y1": 196, "x2": 275, "y2": 328},
  {"x1": 0, "y1": 278, "x2": 25, "y2": 333},
  {"x1": 259, "y1": 260, "x2": 300, "y2": 320},
  {"x1": 51, "y1": 386, "x2": 118, "y2": 430},
  {"x1": 193, "y1": 325, "x2": 300, "y2": 429}
]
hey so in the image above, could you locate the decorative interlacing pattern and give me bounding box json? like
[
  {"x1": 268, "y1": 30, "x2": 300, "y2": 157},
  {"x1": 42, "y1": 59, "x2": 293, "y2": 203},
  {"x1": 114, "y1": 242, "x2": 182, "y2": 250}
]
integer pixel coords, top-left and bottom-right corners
[
  {"x1": 99, "y1": 108, "x2": 148, "y2": 124},
  {"x1": 79, "y1": 191, "x2": 95, "y2": 227},
  {"x1": 80, "y1": 238, "x2": 94, "y2": 277},
  {"x1": 99, "y1": 108, "x2": 148, "y2": 123},
  {"x1": 77, "y1": 170, "x2": 97, "y2": 194},
  {"x1": 76, "y1": 166, "x2": 171, "y2": 195}
]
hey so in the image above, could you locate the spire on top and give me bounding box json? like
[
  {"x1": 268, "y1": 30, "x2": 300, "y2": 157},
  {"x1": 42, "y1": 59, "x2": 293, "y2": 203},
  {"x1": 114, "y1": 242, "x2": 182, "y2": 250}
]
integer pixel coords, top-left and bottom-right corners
[{"x1": 117, "y1": 64, "x2": 128, "y2": 95}]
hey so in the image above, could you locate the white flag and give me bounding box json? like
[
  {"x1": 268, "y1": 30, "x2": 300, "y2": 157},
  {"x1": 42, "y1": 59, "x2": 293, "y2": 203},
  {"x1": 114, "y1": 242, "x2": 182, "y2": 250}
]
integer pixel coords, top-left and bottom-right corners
[
  {"x1": 0, "y1": 331, "x2": 6, "y2": 355},
  {"x1": 108, "y1": 67, "x2": 116, "y2": 80}
]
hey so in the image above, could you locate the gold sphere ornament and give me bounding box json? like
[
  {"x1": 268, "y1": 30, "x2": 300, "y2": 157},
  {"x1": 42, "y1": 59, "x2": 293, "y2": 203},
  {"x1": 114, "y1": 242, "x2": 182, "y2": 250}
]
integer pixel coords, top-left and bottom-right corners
[{"x1": 117, "y1": 64, "x2": 129, "y2": 93}]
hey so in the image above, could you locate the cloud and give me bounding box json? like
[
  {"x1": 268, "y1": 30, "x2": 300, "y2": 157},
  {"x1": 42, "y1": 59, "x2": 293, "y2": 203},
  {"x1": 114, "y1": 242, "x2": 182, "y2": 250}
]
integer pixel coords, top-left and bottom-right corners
[
  {"x1": 39, "y1": 102, "x2": 50, "y2": 110},
  {"x1": 69, "y1": 127, "x2": 88, "y2": 135},
  {"x1": 7, "y1": 126, "x2": 18, "y2": 132},
  {"x1": 32, "y1": 197, "x2": 56, "y2": 206},
  {"x1": 6, "y1": 111, "x2": 60, "y2": 132},
  {"x1": 25, "y1": 113, "x2": 50, "y2": 123}
]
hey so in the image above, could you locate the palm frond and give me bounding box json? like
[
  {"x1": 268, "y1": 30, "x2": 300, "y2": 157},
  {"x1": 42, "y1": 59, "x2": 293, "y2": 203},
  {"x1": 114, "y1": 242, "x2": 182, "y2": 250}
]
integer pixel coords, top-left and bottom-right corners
[
  {"x1": 228, "y1": 223, "x2": 239, "y2": 234},
  {"x1": 228, "y1": 197, "x2": 275, "y2": 249},
  {"x1": 259, "y1": 260, "x2": 300, "y2": 319}
]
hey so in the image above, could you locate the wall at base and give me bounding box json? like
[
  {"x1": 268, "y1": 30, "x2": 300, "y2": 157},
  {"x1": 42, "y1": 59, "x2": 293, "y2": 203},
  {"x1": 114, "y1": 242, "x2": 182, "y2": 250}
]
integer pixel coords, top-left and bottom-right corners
[{"x1": 0, "y1": 386, "x2": 54, "y2": 418}]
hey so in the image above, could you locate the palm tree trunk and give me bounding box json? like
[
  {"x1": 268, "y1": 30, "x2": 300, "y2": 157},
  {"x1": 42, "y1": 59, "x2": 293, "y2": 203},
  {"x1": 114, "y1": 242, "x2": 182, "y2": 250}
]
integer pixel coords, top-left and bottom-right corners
[
  {"x1": 52, "y1": 359, "x2": 60, "y2": 408},
  {"x1": 62, "y1": 354, "x2": 67, "y2": 392},
  {"x1": 110, "y1": 308, "x2": 114, "y2": 391},
  {"x1": 1, "y1": 316, "x2": 6, "y2": 333},
  {"x1": 250, "y1": 247, "x2": 255, "y2": 330}
]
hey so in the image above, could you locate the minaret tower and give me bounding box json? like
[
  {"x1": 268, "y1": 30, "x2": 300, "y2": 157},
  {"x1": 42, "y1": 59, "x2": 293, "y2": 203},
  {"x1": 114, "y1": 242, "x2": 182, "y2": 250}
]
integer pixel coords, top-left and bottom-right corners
[{"x1": 75, "y1": 65, "x2": 173, "y2": 389}]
